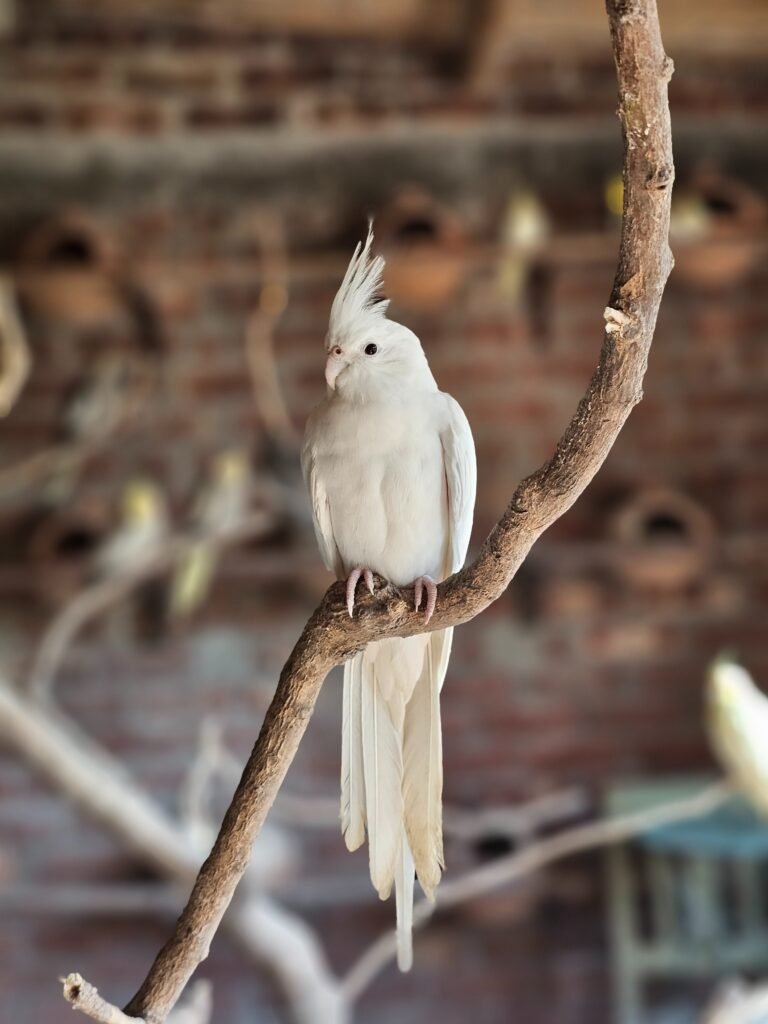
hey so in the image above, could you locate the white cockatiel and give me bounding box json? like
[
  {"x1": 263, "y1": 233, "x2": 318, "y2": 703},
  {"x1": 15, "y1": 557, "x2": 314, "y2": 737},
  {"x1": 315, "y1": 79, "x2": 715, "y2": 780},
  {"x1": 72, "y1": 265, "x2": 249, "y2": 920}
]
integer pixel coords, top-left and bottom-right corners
[
  {"x1": 302, "y1": 226, "x2": 476, "y2": 970},
  {"x1": 707, "y1": 658, "x2": 768, "y2": 818}
]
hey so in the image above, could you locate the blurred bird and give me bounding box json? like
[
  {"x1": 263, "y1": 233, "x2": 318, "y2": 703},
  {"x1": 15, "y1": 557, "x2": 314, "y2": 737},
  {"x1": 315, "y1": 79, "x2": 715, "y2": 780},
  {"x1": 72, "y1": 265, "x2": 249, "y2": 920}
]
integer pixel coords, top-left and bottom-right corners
[
  {"x1": 170, "y1": 450, "x2": 253, "y2": 618},
  {"x1": 63, "y1": 350, "x2": 134, "y2": 441},
  {"x1": 302, "y1": 225, "x2": 476, "y2": 970},
  {"x1": 707, "y1": 657, "x2": 768, "y2": 818},
  {"x1": 497, "y1": 188, "x2": 550, "y2": 301},
  {"x1": 94, "y1": 478, "x2": 170, "y2": 643},
  {"x1": 95, "y1": 478, "x2": 169, "y2": 578},
  {"x1": 604, "y1": 172, "x2": 625, "y2": 223}
]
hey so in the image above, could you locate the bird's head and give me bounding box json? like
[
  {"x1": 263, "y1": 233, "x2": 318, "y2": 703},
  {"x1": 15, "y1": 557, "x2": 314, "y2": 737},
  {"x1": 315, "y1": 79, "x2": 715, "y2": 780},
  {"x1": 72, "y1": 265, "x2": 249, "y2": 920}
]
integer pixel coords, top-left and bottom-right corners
[
  {"x1": 324, "y1": 224, "x2": 435, "y2": 401},
  {"x1": 212, "y1": 449, "x2": 250, "y2": 487},
  {"x1": 121, "y1": 479, "x2": 162, "y2": 525}
]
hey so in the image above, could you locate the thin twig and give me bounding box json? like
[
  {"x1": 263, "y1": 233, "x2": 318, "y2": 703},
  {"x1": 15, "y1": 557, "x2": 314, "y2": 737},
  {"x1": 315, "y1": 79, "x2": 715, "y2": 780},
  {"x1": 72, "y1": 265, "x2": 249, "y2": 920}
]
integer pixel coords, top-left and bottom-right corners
[
  {"x1": 63, "y1": 4, "x2": 676, "y2": 1020},
  {"x1": 0, "y1": 357, "x2": 154, "y2": 504},
  {"x1": 64, "y1": 974, "x2": 144, "y2": 1024},
  {"x1": 342, "y1": 781, "x2": 732, "y2": 1000}
]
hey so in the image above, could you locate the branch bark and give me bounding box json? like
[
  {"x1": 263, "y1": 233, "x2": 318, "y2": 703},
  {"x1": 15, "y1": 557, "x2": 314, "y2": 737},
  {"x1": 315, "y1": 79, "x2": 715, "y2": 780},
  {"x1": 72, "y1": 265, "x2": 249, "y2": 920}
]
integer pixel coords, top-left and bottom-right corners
[{"x1": 64, "y1": 3, "x2": 675, "y2": 1021}]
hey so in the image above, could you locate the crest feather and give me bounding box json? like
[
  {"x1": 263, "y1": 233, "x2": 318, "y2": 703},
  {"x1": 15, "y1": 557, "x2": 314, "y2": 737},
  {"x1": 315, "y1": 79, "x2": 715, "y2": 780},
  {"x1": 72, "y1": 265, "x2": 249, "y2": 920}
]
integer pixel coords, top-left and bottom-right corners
[{"x1": 328, "y1": 222, "x2": 389, "y2": 346}]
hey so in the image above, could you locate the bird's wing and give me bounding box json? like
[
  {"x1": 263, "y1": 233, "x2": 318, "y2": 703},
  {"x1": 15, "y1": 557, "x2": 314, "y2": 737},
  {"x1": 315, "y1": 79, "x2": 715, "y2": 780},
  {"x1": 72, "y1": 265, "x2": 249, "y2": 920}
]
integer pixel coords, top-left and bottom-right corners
[
  {"x1": 439, "y1": 394, "x2": 477, "y2": 576},
  {"x1": 301, "y1": 430, "x2": 344, "y2": 577}
]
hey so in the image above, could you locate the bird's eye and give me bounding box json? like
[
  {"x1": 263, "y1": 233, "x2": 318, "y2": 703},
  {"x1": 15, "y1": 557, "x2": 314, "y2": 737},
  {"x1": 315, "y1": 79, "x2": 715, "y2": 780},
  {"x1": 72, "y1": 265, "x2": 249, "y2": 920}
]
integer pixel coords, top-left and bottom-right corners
[
  {"x1": 364, "y1": 343, "x2": 378, "y2": 356},
  {"x1": 332, "y1": 346, "x2": 342, "y2": 356}
]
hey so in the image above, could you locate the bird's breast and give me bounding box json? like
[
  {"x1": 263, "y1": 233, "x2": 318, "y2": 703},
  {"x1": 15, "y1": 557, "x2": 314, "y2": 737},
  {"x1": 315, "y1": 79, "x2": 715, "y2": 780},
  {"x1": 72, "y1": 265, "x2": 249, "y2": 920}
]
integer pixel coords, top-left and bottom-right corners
[{"x1": 312, "y1": 399, "x2": 448, "y2": 586}]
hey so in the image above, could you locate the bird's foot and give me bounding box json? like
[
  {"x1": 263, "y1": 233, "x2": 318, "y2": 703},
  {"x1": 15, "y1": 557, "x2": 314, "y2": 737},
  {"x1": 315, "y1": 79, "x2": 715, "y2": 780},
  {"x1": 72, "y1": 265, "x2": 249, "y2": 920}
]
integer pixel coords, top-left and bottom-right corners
[
  {"x1": 346, "y1": 567, "x2": 375, "y2": 617},
  {"x1": 414, "y1": 575, "x2": 438, "y2": 625}
]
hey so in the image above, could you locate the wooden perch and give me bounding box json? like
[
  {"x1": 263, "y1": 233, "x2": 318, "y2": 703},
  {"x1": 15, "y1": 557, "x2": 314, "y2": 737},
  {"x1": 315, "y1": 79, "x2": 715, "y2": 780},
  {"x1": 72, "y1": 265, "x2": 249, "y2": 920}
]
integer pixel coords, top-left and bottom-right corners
[{"x1": 61, "y1": 3, "x2": 675, "y2": 1021}]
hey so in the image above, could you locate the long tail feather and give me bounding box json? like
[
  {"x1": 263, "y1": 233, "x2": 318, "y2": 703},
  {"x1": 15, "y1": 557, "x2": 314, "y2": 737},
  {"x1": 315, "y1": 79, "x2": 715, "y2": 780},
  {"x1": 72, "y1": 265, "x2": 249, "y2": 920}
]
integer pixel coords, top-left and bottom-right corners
[
  {"x1": 395, "y1": 838, "x2": 415, "y2": 972},
  {"x1": 344, "y1": 630, "x2": 450, "y2": 970},
  {"x1": 361, "y1": 648, "x2": 403, "y2": 899},
  {"x1": 402, "y1": 628, "x2": 452, "y2": 899},
  {"x1": 341, "y1": 655, "x2": 366, "y2": 851}
]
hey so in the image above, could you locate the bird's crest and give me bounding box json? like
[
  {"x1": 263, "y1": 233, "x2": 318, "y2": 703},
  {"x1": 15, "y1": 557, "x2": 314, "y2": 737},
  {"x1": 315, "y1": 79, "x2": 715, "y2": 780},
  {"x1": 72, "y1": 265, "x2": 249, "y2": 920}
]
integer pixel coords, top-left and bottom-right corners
[{"x1": 327, "y1": 222, "x2": 389, "y2": 348}]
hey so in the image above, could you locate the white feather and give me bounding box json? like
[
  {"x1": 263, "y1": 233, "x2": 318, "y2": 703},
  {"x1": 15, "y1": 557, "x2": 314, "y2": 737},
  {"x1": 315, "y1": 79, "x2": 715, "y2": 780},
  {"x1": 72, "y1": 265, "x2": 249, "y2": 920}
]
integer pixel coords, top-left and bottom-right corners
[
  {"x1": 395, "y1": 839, "x2": 415, "y2": 972},
  {"x1": 403, "y1": 629, "x2": 452, "y2": 899},
  {"x1": 361, "y1": 648, "x2": 404, "y2": 900},
  {"x1": 440, "y1": 395, "x2": 477, "y2": 577},
  {"x1": 341, "y1": 654, "x2": 366, "y2": 851},
  {"x1": 328, "y1": 223, "x2": 389, "y2": 349}
]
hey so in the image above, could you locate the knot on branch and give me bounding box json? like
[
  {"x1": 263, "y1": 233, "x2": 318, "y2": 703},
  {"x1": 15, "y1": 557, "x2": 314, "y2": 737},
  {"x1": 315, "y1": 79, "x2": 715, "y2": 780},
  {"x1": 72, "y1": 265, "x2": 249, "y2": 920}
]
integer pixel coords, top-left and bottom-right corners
[
  {"x1": 646, "y1": 162, "x2": 674, "y2": 191},
  {"x1": 63, "y1": 973, "x2": 144, "y2": 1023},
  {"x1": 603, "y1": 306, "x2": 635, "y2": 339}
]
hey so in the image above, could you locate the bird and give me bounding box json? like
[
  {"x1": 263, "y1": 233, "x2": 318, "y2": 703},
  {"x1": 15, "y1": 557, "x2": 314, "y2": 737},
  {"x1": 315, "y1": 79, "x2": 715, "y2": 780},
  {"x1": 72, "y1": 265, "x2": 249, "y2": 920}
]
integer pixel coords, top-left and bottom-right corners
[
  {"x1": 170, "y1": 449, "x2": 254, "y2": 618},
  {"x1": 93, "y1": 478, "x2": 170, "y2": 643},
  {"x1": 707, "y1": 657, "x2": 768, "y2": 818},
  {"x1": 95, "y1": 478, "x2": 169, "y2": 578},
  {"x1": 302, "y1": 224, "x2": 476, "y2": 970}
]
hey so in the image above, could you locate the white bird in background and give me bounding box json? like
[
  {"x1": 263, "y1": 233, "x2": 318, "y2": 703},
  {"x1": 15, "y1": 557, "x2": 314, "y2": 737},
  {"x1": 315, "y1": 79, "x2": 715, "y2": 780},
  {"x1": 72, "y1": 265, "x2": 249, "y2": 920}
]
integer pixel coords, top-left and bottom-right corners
[
  {"x1": 302, "y1": 226, "x2": 476, "y2": 970},
  {"x1": 707, "y1": 658, "x2": 768, "y2": 818}
]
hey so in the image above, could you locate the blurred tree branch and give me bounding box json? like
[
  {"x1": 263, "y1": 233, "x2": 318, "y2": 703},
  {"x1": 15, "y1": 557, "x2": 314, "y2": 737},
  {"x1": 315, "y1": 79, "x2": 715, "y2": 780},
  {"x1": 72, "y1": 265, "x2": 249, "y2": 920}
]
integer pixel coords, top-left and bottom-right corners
[
  {"x1": 60, "y1": 1, "x2": 676, "y2": 1020},
  {"x1": 0, "y1": 275, "x2": 30, "y2": 416},
  {"x1": 0, "y1": 677, "x2": 345, "y2": 1024}
]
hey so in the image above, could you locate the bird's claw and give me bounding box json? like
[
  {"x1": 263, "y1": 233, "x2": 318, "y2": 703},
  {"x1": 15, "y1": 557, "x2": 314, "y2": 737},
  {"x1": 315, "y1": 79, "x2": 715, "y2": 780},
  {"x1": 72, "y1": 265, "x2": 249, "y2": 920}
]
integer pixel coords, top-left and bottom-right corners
[
  {"x1": 346, "y1": 567, "x2": 375, "y2": 617},
  {"x1": 414, "y1": 575, "x2": 438, "y2": 625}
]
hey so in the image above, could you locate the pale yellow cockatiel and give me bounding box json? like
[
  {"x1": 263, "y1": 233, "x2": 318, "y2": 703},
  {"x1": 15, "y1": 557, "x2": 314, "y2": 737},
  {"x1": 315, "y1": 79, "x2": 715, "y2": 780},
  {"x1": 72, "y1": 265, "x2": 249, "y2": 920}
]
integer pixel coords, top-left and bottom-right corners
[
  {"x1": 302, "y1": 226, "x2": 476, "y2": 970},
  {"x1": 170, "y1": 450, "x2": 253, "y2": 617},
  {"x1": 707, "y1": 658, "x2": 768, "y2": 818},
  {"x1": 96, "y1": 478, "x2": 169, "y2": 577}
]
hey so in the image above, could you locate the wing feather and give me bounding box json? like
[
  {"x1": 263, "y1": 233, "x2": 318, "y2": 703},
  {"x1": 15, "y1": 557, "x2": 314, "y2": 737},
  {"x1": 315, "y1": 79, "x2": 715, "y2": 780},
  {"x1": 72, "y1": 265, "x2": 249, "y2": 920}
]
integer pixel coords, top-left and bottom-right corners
[
  {"x1": 440, "y1": 395, "x2": 477, "y2": 577},
  {"x1": 300, "y1": 433, "x2": 343, "y2": 577}
]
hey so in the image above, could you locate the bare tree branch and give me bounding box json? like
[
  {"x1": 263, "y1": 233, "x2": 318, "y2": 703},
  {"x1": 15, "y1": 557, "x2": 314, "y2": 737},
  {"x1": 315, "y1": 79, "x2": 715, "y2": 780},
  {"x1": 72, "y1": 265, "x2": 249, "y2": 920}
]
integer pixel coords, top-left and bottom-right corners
[
  {"x1": 0, "y1": 679, "x2": 346, "y2": 1024},
  {"x1": 59, "y1": 3, "x2": 675, "y2": 1020}
]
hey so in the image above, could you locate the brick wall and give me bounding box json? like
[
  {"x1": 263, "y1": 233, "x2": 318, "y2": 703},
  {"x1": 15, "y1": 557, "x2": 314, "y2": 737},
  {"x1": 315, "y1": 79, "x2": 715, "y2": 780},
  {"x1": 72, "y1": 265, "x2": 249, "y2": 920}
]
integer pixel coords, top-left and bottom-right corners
[{"x1": 0, "y1": 5, "x2": 766, "y2": 1023}]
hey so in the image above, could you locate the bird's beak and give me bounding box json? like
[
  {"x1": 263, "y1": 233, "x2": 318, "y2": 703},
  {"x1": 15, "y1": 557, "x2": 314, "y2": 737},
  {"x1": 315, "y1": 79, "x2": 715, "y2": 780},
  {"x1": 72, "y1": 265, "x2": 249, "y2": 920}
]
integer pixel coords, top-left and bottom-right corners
[{"x1": 325, "y1": 350, "x2": 347, "y2": 391}]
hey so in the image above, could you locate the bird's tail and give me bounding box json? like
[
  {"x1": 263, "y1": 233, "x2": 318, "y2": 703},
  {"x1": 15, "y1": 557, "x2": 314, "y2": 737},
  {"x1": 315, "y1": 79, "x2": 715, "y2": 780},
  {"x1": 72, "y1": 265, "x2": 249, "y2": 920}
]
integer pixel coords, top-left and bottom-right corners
[{"x1": 341, "y1": 628, "x2": 453, "y2": 971}]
